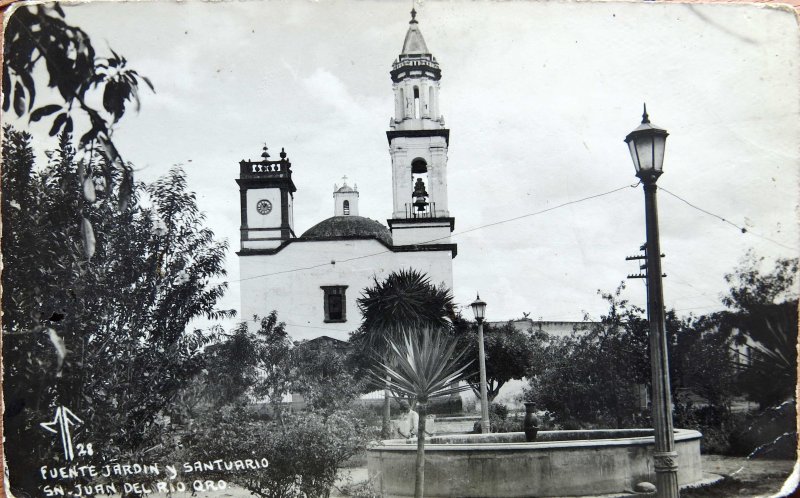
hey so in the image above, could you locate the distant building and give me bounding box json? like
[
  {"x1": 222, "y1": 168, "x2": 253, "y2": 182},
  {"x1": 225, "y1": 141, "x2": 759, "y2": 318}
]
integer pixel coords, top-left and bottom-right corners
[
  {"x1": 236, "y1": 11, "x2": 456, "y2": 340},
  {"x1": 489, "y1": 318, "x2": 598, "y2": 338}
]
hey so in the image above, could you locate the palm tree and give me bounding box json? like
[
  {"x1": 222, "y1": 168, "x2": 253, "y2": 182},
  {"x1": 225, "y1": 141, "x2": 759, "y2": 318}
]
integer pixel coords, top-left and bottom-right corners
[
  {"x1": 352, "y1": 269, "x2": 454, "y2": 437},
  {"x1": 373, "y1": 327, "x2": 473, "y2": 498},
  {"x1": 358, "y1": 269, "x2": 455, "y2": 332}
]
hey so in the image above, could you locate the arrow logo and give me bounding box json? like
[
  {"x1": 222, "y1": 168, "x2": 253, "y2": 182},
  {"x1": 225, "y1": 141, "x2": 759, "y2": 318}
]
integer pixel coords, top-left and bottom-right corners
[{"x1": 40, "y1": 406, "x2": 83, "y2": 461}]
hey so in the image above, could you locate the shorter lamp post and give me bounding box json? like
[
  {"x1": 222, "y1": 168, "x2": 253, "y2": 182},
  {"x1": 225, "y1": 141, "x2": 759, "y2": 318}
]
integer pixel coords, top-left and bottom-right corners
[
  {"x1": 470, "y1": 294, "x2": 490, "y2": 434},
  {"x1": 624, "y1": 104, "x2": 678, "y2": 498}
]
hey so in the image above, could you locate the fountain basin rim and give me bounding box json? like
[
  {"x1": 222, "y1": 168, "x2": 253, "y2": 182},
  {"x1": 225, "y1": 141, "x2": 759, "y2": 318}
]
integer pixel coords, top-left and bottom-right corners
[{"x1": 369, "y1": 428, "x2": 702, "y2": 452}]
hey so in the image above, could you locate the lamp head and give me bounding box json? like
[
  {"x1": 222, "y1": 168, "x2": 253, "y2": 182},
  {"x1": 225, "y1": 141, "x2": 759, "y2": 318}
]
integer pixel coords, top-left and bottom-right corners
[
  {"x1": 470, "y1": 294, "x2": 487, "y2": 323},
  {"x1": 624, "y1": 104, "x2": 668, "y2": 184}
]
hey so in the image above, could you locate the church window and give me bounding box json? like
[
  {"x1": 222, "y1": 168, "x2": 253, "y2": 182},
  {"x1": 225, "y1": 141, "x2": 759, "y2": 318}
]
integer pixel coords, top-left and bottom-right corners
[
  {"x1": 413, "y1": 86, "x2": 420, "y2": 118},
  {"x1": 321, "y1": 286, "x2": 348, "y2": 323},
  {"x1": 343, "y1": 200, "x2": 350, "y2": 215}
]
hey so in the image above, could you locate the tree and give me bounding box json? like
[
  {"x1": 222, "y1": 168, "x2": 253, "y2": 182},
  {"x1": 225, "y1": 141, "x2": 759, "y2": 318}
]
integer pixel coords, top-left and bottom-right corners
[
  {"x1": 453, "y1": 318, "x2": 542, "y2": 403},
  {"x1": 350, "y1": 269, "x2": 454, "y2": 437},
  {"x1": 200, "y1": 322, "x2": 265, "y2": 409},
  {"x1": 374, "y1": 328, "x2": 472, "y2": 498},
  {"x1": 2, "y1": 127, "x2": 231, "y2": 496},
  {"x1": 525, "y1": 284, "x2": 654, "y2": 428},
  {"x1": 184, "y1": 314, "x2": 372, "y2": 498},
  {"x1": 292, "y1": 338, "x2": 366, "y2": 415},
  {"x1": 4, "y1": 3, "x2": 154, "y2": 212},
  {"x1": 719, "y1": 253, "x2": 798, "y2": 408},
  {"x1": 670, "y1": 314, "x2": 738, "y2": 411},
  {"x1": 249, "y1": 313, "x2": 295, "y2": 426}
]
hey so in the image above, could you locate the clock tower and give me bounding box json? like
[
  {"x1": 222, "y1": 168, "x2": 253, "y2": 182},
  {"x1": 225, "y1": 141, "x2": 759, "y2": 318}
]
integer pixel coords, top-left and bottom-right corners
[
  {"x1": 387, "y1": 9, "x2": 455, "y2": 251},
  {"x1": 236, "y1": 145, "x2": 296, "y2": 251}
]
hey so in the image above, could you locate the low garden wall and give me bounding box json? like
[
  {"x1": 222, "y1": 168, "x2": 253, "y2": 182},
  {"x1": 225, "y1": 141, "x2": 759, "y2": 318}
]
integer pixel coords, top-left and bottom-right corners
[{"x1": 367, "y1": 428, "x2": 703, "y2": 497}]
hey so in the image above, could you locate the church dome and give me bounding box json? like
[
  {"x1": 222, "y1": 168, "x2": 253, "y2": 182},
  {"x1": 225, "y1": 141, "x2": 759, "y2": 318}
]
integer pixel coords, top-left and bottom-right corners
[{"x1": 301, "y1": 216, "x2": 392, "y2": 246}]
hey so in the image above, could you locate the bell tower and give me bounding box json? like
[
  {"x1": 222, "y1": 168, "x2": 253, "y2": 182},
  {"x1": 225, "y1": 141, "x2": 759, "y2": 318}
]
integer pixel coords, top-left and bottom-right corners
[
  {"x1": 333, "y1": 176, "x2": 359, "y2": 216},
  {"x1": 387, "y1": 9, "x2": 455, "y2": 250}
]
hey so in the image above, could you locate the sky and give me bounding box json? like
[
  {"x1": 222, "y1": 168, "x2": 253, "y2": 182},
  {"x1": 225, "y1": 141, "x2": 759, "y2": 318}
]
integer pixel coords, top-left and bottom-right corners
[{"x1": 6, "y1": 0, "x2": 799, "y2": 337}]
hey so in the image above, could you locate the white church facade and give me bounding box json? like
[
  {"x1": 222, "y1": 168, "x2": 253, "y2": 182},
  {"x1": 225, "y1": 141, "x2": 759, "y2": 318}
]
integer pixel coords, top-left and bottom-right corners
[{"x1": 236, "y1": 11, "x2": 456, "y2": 340}]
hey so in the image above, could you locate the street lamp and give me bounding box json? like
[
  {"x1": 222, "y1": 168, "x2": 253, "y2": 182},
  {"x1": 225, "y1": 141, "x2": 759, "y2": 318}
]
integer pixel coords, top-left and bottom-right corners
[
  {"x1": 470, "y1": 294, "x2": 490, "y2": 434},
  {"x1": 625, "y1": 104, "x2": 678, "y2": 498}
]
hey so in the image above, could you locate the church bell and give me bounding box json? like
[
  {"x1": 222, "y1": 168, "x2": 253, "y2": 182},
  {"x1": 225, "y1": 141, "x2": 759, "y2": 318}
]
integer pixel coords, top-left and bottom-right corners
[{"x1": 412, "y1": 178, "x2": 429, "y2": 211}]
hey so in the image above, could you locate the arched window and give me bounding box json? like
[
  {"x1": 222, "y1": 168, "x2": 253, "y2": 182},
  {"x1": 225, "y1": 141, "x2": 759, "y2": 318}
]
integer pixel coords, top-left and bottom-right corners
[
  {"x1": 343, "y1": 200, "x2": 350, "y2": 215},
  {"x1": 413, "y1": 86, "x2": 420, "y2": 119},
  {"x1": 411, "y1": 158, "x2": 428, "y2": 174}
]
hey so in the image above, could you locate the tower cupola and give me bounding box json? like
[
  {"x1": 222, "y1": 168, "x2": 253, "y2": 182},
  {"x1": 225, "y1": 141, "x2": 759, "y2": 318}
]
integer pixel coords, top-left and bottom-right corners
[
  {"x1": 389, "y1": 9, "x2": 444, "y2": 131},
  {"x1": 333, "y1": 176, "x2": 359, "y2": 216}
]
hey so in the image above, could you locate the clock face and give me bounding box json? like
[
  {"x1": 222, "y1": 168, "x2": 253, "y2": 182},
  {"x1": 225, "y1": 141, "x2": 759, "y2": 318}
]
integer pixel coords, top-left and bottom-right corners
[{"x1": 256, "y1": 199, "x2": 273, "y2": 215}]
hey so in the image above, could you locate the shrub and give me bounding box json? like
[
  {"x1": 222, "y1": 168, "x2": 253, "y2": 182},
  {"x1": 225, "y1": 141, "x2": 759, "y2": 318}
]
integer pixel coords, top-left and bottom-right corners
[
  {"x1": 181, "y1": 405, "x2": 369, "y2": 498},
  {"x1": 491, "y1": 412, "x2": 523, "y2": 433},
  {"x1": 489, "y1": 402, "x2": 509, "y2": 420},
  {"x1": 426, "y1": 394, "x2": 464, "y2": 415},
  {"x1": 470, "y1": 403, "x2": 523, "y2": 433}
]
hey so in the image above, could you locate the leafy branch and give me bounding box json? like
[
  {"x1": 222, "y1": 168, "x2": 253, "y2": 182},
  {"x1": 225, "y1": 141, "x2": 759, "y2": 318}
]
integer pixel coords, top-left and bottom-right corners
[{"x1": 4, "y1": 3, "x2": 155, "y2": 212}]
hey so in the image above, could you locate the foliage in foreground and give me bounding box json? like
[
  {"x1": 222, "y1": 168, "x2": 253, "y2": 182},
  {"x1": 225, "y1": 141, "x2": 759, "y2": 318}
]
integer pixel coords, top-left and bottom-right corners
[
  {"x1": 4, "y1": 3, "x2": 154, "y2": 213},
  {"x1": 179, "y1": 314, "x2": 373, "y2": 498},
  {"x1": 2, "y1": 127, "x2": 231, "y2": 496},
  {"x1": 181, "y1": 405, "x2": 369, "y2": 498}
]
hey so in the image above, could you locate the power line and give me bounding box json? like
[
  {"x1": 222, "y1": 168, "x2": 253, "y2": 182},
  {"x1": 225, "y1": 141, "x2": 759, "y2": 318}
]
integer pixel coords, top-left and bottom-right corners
[
  {"x1": 228, "y1": 183, "x2": 637, "y2": 285},
  {"x1": 226, "y1": 183, "x2": 795, "y2": 288},
  {"x1": 660, "y1": 187, "x2": 797, "y2": 252}
]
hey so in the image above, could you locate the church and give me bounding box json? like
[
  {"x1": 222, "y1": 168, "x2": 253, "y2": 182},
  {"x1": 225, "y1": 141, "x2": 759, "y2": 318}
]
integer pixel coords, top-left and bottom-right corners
[{"x1": 236, "y1": 10, "x2": 456, "y2": 340}]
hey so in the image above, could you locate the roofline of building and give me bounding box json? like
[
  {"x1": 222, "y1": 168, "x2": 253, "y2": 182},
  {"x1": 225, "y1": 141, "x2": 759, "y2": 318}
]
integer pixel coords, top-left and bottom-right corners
[
  {"x1": 387, "y1": 217, "x2": 455, "y2": 231},
  {"x1": 386, "y1": 129, "x2": 450, "y2": 146},
  {"x1": 237, "y1": 236, "x2": 457, "y2": 258}
]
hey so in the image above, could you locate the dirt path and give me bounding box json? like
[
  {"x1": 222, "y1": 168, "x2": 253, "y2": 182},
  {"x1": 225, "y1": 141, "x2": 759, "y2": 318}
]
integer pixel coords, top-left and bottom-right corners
[{"x1": 684, "y1": 455, "x2": 796, "y2": 498}]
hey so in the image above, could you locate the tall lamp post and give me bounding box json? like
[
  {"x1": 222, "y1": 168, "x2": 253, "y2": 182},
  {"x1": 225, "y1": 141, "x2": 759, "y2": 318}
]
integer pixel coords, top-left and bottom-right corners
[
  {"x1": 625, "y1": 104, "x2": 678, "y2": 498},
  {"x1": 470, "y1": 294, "x2": 490, "y2": 434}
]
